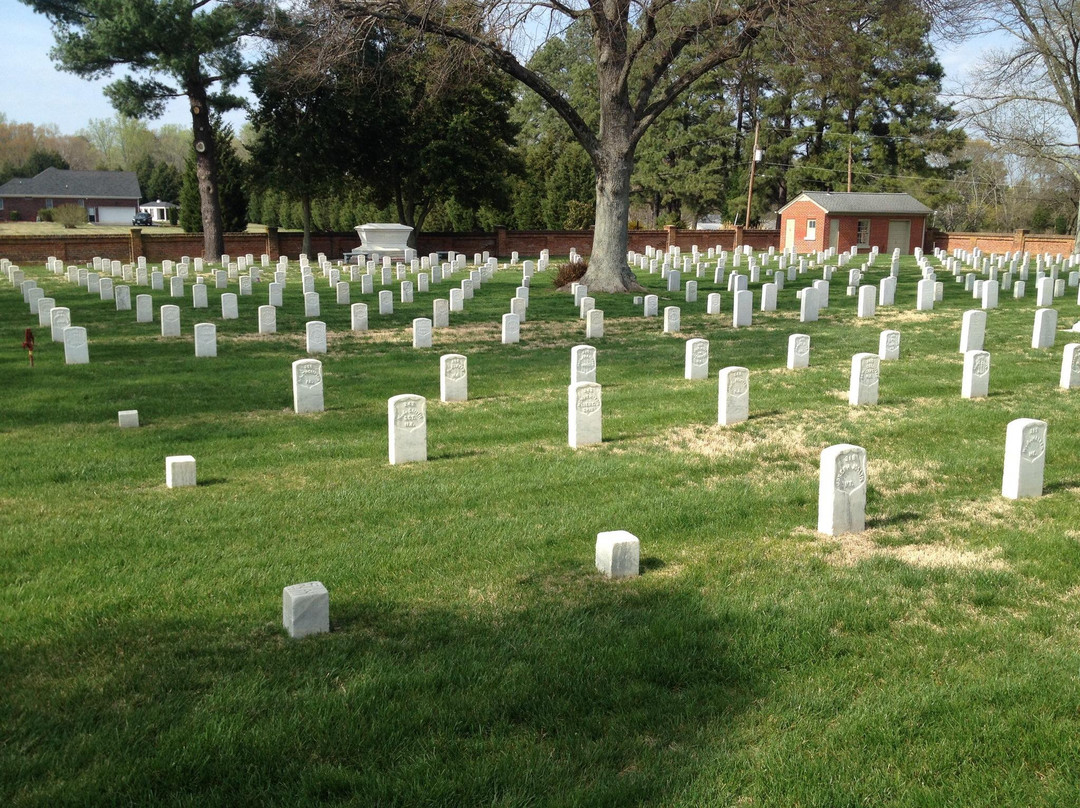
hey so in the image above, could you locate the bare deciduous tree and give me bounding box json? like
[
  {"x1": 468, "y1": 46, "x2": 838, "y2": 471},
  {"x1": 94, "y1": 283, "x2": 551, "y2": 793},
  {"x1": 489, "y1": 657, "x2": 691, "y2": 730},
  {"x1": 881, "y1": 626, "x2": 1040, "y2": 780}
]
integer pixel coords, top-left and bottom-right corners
[
  {"x1": 295, "y1": 0, "x2": 801, "y2": 291},
  {"x1": 956, "y1": 0, "x2": 1080, "y2": 245}
]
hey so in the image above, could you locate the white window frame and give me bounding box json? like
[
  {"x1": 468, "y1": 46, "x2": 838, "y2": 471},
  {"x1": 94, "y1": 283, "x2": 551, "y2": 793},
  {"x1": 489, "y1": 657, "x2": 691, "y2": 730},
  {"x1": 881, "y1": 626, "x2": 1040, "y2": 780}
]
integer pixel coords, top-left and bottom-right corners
[
  {"x1": 856, "y1": 219, "x2": 871, "y2": 247},
  {"x1": 805, "y1": 219, "x2": 817, "y2": 240},
  {"x1": 45, "y1": 198, "x2": 54, "y2": 209}
]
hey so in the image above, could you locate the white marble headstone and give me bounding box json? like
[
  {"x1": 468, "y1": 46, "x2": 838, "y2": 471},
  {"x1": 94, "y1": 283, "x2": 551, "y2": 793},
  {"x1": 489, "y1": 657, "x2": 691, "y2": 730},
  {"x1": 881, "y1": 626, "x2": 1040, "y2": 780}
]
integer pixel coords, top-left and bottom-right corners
[
  {"x1": 388, "y1": 394, "x2": 427, "y2": 464},
  {"x1": 817, "y1": 444, "x2": 866, "y2": 536},
  {"x1": 292, "y1": 358, "x2": 324, "y2": 413},
  {"x1": 849, "y1": 353, "x2": 879, "y2": 405},
  {"x1": 63, "y1": 326, "x2": 89, "y2": 364},
  {"x1": 571, "y1": 345, "x2": 597, "y2": 384},
  {"x1": 440, "y1": 354, "x2": 468, "y2": 402},
  {"x1": 194, "y1": 323, "x2": 217, "y2": 358},
  {"x1": 718, "y1": 366, "x2": 749, "y2": 425},
  {"x1": 787, "y1": 334, "x2": 810, "y2": 369},
  {"x1": 684, "y1": 338, "x2": 709, "y2": 380},
  {"x1": 1002, "y1": 418, "x2": 1047, "y2": 499},
  {"x1": 961, "y1": 350, "x2": 990, "y2": 399},
  {"x1": 568, "y1": 382, "x2": 602, "y2": 447}
]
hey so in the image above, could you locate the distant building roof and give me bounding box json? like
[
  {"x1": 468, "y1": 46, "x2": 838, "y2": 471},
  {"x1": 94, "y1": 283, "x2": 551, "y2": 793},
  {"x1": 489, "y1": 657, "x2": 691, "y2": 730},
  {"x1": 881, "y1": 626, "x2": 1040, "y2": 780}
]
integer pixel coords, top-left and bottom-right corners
[
  {"x1": 779, "y1": 192, "x2": 932, "y2": 216},
  {"x1": 0, "y1": 167, "x2": 141, "y2": 200},
  {"x1": 140, "y1": 200, "x2": 178, "y2": 209}
]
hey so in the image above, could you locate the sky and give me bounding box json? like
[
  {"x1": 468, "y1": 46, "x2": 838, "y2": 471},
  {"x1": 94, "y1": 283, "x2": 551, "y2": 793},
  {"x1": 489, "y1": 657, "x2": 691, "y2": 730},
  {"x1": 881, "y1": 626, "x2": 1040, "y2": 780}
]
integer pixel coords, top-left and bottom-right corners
[
  {"x1": 0, "y1": 1, "x2": 251, "y2": 135},
  {"x1": 0, "y1": 1, "x2": 993, "y2": 139}
]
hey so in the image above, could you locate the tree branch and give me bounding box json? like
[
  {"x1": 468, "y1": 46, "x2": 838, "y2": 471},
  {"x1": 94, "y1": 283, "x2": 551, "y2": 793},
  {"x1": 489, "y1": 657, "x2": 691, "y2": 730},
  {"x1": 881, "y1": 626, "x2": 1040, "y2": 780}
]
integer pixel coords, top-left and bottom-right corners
[
  {"x1": 632, "y1": 19, "x2": 764, "y2": 144},
  {"x1": 336, "y1": 0, "x2": 600, "y2": 155}
]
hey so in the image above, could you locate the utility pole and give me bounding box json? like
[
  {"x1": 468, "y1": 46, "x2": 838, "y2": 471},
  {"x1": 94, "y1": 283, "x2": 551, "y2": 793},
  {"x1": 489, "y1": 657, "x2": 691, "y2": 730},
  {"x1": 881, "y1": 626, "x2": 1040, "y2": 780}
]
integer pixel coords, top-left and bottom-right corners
[
  {"x1": 847, "y1": 141, "x2": 853, "y2": 192},
  {"x1": 744, "y1": 121, "x2": 761, "y2": 227}
]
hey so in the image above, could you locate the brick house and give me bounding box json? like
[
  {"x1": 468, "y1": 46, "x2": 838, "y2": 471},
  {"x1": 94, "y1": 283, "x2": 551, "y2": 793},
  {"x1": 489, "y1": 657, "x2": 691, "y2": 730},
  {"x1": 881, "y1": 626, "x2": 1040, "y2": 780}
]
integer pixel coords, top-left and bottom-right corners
[
  {"x1": 778, "y1": 192, "x2": 932, "y2": 255},
  {"x1": 0, "y1": 168, "x2": 141, "y2": 225}
]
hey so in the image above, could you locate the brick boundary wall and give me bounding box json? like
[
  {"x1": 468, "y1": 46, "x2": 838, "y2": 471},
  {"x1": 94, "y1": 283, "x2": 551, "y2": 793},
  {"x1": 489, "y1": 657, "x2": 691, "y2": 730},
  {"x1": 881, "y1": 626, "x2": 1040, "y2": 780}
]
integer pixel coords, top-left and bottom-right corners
[
  {"x1": 930, "y1": 229, "x2": 1077, "y2": 255},
  {"x1": 0, "y1": 225, "x2": 781, "y2": 264},
  {"x1": 3, "y1": 225, "x2": 1071, "y2": 265}
]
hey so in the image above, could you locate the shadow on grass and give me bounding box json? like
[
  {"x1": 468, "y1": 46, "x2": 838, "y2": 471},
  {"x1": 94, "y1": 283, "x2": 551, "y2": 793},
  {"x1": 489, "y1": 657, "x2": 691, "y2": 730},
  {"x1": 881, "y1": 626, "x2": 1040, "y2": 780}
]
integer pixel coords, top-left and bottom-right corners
[
  {"x1": 3, "y1": 578, "x2": 789, "y2": 806},
  {"x1": 640, "y1": 556, "x2": 667, "y2": 572},
  {"x1": 751, "y1": 409, "x2": 782, "y2": 419},
  {"x1": 196, "y1": 477, "x2": 228, "y2": 487},
  {"x1": 865, "y1": 510, "x2": 920, "y2": 529},
  {"x1": 1044, "y1": 479, "x2": 1080, "y2": 494},
  {"x1": 430, "y1": 449, "x2": 483, "y2": 461}
]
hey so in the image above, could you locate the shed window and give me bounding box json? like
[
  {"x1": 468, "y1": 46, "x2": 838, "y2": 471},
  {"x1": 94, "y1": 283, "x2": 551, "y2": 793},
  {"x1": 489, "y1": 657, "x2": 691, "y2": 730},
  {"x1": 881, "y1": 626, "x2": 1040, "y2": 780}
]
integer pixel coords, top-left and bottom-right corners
[
  {"x1": 805, "y1": 219, "x2": 816, "y2": 240},
  {"x1": 856, "y1": 219, "x2": 870, "y2": 246}
]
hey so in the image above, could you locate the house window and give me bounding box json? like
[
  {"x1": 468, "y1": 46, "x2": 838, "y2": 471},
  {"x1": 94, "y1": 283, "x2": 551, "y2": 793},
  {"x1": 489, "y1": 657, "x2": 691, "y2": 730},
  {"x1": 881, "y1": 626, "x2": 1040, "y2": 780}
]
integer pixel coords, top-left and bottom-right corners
[
  {"x1": 856, "y1": 219, "x2": 870, "y2": 246},
  {"x1": 805, "y1": 219, "x2": 816, "y2": 240},
  {"x1": 77, "y1": 199, "x2": 85, "y2": 207},
  {"x1": 0, "y1": 198, "x2": 4, "y2": 210},
  {"x1": 45, "y1": 198, "x2": 54, "y2": 208}
]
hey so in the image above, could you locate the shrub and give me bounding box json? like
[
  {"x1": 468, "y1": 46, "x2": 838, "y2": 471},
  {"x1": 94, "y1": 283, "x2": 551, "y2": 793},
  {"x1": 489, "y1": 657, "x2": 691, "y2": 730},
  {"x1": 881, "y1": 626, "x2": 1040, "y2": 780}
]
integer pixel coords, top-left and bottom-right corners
[
  {"x1": 657, "y1": 212, "x2": 686, "y2": 229},
  {"x1": 9, "y1": 211, "x2": 20, "y2": 221},
  {"x1": 53, "y1": 204, "x2": 88, "y2": 229},
  {"x1": 37, "y1": 208, "x2": 55, "y2": 223},
  {"x1": 553, "y1": 258, "x2": 588, "y2": 288},
  {"x1": 563, "y1": 200, "x2": 594, "y2": 230}
]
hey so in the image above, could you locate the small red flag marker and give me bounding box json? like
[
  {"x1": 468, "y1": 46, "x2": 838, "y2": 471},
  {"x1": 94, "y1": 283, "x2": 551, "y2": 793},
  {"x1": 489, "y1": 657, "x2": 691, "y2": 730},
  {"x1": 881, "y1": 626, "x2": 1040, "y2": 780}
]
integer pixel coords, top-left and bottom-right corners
[{"x1": 22, "y1": 328, "x2": 35, "y2": 367}]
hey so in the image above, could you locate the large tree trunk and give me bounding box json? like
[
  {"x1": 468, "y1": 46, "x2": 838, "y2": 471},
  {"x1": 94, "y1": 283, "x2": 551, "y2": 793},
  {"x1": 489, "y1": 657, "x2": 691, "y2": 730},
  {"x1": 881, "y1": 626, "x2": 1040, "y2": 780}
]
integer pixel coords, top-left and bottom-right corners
[
  {"x1": 188, "y1": 84, "x2": 225, "y2": 261},
  {"x1": 301, "y1": 192, "x2": 312, "y2": 258},
  {"x1": 580, "y1": 20, "x2": 642, "y2": 294},
  {"x1": 584, "y1": 148, "x2": 642, "y2": 292}
]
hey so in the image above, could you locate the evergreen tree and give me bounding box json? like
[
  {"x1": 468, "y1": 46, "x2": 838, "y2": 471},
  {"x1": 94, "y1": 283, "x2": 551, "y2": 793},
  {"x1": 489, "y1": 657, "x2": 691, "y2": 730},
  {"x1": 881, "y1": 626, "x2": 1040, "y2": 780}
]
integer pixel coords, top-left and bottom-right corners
[
  {"x1": 22, "y1": 0, "x2": 262, "y2": 257},
  {"x1": 179, "y1": 117, "x2": 246, "y2": 234},
  {"x1": 179, "y1": 155, "x2": 201, "y2": 233},
  {"x1": 147, "y1": 162, "x2": 183, "y2": 204}
]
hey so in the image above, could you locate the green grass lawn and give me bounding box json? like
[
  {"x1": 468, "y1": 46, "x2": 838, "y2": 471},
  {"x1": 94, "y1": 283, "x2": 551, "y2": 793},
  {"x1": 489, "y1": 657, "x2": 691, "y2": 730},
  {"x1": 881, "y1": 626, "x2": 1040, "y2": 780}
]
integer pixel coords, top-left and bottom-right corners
[
  {"x1": 3, "y1": 251, "x2": 1080, "y2": 806},
  {"x1": 0, "y1": 222, "x2": 273, "y2": 236}
]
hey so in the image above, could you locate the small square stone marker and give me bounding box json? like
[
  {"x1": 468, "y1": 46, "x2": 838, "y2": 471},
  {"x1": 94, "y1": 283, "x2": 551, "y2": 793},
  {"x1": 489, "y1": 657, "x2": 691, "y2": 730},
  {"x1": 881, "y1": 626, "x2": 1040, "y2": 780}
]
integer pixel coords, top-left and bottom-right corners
[
  {"x1": 118, "y1": 410, "x2": 139, "y2": 428},
  {"x1": 282, "y1": 581, "x2": 330, "y2": 638},
  {"x1": 165, "y1": 455, "x2": 196, "y2": 488},
  {"x1": 595, "y1": 530, "x2": 640, "y2": 579}
]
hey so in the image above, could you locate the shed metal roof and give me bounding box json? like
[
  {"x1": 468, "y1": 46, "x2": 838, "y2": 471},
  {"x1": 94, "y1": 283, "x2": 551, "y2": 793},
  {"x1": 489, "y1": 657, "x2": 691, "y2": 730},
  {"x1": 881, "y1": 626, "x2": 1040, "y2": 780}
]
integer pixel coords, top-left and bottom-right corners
[{"x1": 779, "y1": 192, "x2": 932, "y2": 216}]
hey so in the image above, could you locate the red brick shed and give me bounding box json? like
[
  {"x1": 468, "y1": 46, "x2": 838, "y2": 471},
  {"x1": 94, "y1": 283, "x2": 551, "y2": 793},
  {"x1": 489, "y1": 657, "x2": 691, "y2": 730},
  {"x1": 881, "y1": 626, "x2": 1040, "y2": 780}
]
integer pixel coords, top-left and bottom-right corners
[{"x1": 778, "y1": 192, "x2": 931, "y2": 255}]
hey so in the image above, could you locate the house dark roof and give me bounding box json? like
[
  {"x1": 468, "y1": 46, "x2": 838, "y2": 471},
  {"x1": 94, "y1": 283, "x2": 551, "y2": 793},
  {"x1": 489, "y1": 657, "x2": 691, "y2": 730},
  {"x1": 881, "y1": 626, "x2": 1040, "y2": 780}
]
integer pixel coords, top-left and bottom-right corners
[
  {"x1": 0, "y1": 168, "x2": 141, "y2": 200},
  {"x1": 780, "y1": 192, "x2": 932, "y2": 216}
]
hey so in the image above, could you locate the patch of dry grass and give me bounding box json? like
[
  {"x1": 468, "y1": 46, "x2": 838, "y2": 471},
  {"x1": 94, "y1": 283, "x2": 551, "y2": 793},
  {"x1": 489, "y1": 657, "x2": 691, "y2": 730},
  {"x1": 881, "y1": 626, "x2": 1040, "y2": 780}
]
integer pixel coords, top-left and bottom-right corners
[{"x1": 815, "y1": 529, "x2": 1009, "y2": 571}]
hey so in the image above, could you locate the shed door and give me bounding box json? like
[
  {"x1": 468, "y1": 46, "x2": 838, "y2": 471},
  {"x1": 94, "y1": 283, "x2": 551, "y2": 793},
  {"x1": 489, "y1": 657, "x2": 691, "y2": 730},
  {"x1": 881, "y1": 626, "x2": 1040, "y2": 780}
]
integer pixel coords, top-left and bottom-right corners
[
  {"x1": 887, "y1": 220, "x2": 911, "y2": 254},
  {"x1": 784, "y1": 218, "x2": 796, "y2": 250},
  {"x1": 829, "y1": 219, "x2": 839, "y2": 251}
]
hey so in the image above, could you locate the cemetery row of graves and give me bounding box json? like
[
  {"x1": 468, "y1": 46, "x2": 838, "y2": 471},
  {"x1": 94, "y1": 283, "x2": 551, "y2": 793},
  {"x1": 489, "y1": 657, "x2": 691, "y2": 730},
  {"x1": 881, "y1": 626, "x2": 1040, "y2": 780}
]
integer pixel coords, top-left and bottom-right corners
[{"x1": 4, "y1": 241, "x2": 1080, "y2": 805}]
